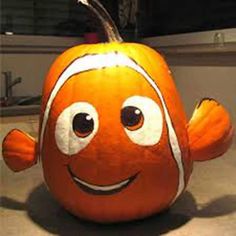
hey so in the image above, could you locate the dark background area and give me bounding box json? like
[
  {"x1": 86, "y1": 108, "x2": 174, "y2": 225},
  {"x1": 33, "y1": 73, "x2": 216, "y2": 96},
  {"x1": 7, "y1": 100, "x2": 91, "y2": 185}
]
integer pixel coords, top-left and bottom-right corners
[
  {"x1": 138, "y1": 0, "x2": 236, "y2": 37},
  {"x1": 1, "y1": 0, "x2": 236, "y2": 38}
]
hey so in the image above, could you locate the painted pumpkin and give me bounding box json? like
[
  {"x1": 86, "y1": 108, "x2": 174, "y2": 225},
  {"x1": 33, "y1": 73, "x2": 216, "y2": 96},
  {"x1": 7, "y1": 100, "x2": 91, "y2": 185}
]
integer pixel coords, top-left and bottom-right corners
[{"x1": 2, "y1": 0, "x2": 234, "y2": 223}]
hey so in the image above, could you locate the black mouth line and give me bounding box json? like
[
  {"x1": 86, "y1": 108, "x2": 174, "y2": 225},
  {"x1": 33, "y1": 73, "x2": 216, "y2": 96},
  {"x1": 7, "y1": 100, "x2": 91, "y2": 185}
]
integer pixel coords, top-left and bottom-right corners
[{"x1": 68, "y1": 167, "x2": 139, "y2": 195}]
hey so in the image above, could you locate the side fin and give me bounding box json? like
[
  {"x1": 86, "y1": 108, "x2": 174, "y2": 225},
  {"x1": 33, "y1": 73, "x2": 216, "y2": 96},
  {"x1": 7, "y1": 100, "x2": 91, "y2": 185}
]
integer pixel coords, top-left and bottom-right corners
[
  {"x1": 2, "y1": 129, "x2": 38, "y2": 172},
  {"x1": 188, "y1": 98, "x2": 234, "y2": 161}
]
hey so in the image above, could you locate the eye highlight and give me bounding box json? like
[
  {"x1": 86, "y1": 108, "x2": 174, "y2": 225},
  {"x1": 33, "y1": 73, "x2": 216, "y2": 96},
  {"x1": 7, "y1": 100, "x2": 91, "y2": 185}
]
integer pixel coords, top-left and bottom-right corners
[
  {"x1": 55, "y1": 102, "x2": 98, "y2": 155},
  {"x1": 121, "y1": 106, "x2": 144, "y2": 131},
  {"x1": 121, "y1": 96, "x2": 163, "y2": 146}
]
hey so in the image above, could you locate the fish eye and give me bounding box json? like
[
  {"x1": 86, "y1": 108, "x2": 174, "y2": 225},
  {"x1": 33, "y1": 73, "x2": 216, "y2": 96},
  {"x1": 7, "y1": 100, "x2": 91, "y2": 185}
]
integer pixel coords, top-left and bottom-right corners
[
  {"x1": 121, "y1": 106, "x2": 144, "y2": 131},
  {"x1": 73, "y1": 113, "x2": 94, "y2": 138},
  {"x1": 121, "y1": 96, "x2": 163, "y2": 146},
  {"x1": 55, "y1": 102, "x2": 98, "y2": 155}
]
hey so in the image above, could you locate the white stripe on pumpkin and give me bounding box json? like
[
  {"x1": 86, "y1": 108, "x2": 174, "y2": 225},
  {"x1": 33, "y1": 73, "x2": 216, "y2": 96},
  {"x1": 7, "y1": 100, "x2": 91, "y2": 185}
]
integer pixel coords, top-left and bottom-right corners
[{"x1": 40, "y1": 52, "x2": 185, "y2": 202}]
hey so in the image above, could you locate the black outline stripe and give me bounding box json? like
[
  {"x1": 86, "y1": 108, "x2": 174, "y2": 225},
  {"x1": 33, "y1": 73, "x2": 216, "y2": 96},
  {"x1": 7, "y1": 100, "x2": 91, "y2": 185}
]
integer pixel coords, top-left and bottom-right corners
[{"x1": 197, "y1": 97, "x2": 220, "y2": 109}]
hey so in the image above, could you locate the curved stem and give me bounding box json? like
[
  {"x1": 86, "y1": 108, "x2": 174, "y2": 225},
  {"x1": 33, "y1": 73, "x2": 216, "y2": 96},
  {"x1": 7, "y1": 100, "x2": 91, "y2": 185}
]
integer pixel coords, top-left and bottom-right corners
[{"x1": 78, "y1": 0, "x2": 123, "y2": 42}]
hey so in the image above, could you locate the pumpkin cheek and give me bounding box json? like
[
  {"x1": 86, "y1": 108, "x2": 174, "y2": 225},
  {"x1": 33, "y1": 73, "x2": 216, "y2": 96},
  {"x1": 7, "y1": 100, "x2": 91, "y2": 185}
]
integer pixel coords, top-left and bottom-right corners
[{"x1": 41, "y1": 50, "x2": 187, "y2": 222}]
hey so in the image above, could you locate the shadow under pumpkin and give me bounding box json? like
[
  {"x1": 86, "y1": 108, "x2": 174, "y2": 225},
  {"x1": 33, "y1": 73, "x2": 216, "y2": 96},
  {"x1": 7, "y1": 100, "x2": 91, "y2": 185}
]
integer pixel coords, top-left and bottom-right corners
[{"x1": 1, "y1": 183, "x2": 236, "y2": 236}]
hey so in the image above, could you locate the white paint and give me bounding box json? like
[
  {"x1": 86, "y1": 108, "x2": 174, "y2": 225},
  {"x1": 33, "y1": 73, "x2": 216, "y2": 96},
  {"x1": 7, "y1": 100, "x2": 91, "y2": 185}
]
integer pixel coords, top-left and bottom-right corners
[
  {"x1": 122, "y1": 96, "x2": 163, "y2": 146},
  {"x1": 77, "y1": 0, "x2": 89, "y2": 6},
  {"x1": 55, "y1": 102, "x2": 99, "y2": 155},
  {"x1": 73, "y1": 175, "x2": 130, "y2": 192},
  {"x1": 40, "y1": 52, "x2": 185, "y2": 202}
]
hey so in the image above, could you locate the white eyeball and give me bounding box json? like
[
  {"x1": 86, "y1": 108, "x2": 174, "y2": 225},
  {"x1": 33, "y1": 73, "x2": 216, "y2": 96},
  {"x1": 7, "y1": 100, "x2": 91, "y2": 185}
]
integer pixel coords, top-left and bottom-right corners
[
  {"x1": 121, "y1": 96, "x2": 163, "y2": 146},
  {"x1": 55, "y1": 102, "x2": 99, "y2": 155}
]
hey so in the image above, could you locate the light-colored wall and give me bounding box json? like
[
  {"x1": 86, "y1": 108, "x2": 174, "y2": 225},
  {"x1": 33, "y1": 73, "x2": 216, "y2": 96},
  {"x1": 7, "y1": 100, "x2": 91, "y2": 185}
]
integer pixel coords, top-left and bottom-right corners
[
  {"x1": 171, "y1": 65, "x2": 236, "y2": 123},
  {"x1": 1, "y1": 54, "x2": 56, "y2": 96},
  {"x1": 0, "y1": 35, "x2": 83, "y2": 97}
]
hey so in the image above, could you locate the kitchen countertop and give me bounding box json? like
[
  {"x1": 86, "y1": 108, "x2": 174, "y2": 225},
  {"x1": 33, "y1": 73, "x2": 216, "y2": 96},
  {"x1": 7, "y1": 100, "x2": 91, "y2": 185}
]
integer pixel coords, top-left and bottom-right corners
[
  {"x1": 0, "y1": 105, "x2": 40, "y2": 117},
  {"x1": 1, "y1": 147, "x2": 236, "y2": 236}
]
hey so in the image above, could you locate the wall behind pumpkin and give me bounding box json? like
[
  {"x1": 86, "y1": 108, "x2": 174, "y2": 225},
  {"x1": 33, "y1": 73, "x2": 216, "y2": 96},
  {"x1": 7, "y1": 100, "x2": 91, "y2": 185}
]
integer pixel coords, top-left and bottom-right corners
[{"x1": 0, "y1": 35, "x2": 83, "y2": 97}]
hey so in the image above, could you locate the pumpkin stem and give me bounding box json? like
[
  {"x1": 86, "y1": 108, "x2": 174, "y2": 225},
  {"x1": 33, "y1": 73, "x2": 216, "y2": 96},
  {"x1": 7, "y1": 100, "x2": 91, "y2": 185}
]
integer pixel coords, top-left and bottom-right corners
[{"x1": 78, "y1": 0, "x2": 123, "y2": 42}]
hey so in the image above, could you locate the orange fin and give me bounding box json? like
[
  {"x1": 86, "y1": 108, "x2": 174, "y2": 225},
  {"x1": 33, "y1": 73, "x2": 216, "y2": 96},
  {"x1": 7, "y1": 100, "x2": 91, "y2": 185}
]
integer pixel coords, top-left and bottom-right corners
[
  {"x1": 2, "y1": 129, "x2": 38, "y2": 172},
  {"x1": 188, "y1": 98, "x2": 234, "y2": 161}
]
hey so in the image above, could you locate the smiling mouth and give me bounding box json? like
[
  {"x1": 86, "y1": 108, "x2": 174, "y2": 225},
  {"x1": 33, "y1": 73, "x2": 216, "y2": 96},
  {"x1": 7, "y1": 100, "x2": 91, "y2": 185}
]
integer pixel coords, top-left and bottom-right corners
[{"x1": 68, "y1": 167, "x2": 138, "y2": 195}]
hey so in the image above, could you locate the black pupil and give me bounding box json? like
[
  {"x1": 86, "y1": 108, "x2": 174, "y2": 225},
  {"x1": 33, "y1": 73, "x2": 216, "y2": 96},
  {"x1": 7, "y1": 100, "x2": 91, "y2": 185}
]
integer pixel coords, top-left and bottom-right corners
[
  {"x1": 72, "y1": 113, "x2": 94, "y2": 135},
  {"x1": 121, "y1": 106, "x2": 142, "y2": 127}
]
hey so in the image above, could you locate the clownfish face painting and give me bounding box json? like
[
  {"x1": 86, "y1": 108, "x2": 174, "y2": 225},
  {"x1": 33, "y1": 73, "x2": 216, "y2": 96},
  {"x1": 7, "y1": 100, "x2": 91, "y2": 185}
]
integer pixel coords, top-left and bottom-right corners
[
  {"x1": 1, "y1": 1, "x2": 233, "y2": 224},
  {"x1": 36, "y1": 43, "x2": 231, "y2": 222},
  {"x1": 39, "y1": 44, "x2": 193, "y2": 222}
]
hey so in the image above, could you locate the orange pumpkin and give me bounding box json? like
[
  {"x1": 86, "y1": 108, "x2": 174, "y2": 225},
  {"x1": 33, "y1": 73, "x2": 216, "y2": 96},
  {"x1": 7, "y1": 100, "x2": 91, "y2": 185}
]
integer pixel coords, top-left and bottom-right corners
[{"x1": 2, "y1": 0, "x2": 234, "y2": 223}]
